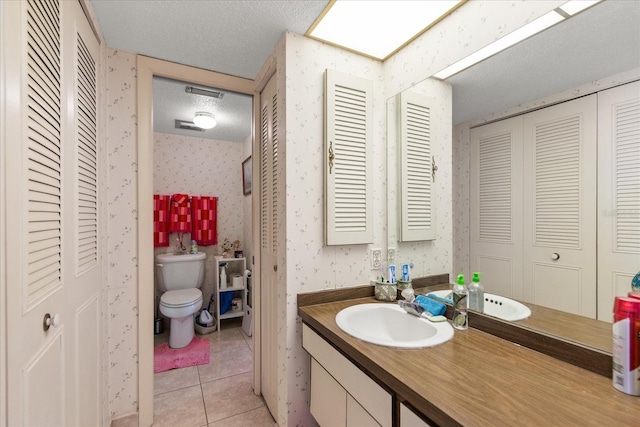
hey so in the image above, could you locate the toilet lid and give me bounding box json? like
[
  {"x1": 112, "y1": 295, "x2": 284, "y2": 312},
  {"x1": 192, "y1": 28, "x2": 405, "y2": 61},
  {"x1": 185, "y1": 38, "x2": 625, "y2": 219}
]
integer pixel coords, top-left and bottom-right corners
[{"x1": 161, "y1": 289, "x2": 202, "y2": 308}]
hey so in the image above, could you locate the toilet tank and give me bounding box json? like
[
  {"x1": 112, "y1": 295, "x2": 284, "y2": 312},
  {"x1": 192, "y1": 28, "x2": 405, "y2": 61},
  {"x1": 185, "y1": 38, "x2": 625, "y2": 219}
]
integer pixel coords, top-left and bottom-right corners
[{"x1": 155, "y1": 253, "x2": 206, "y2": 292}]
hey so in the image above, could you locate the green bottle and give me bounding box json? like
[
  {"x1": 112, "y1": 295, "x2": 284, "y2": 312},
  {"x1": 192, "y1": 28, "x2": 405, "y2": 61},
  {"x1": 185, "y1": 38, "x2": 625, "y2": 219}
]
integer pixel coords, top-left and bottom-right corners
[
  {"x1": 468, "y1": 272, "x2": 485, "y2": 313},
  {"x1": 452, "y1": 274, "x2": 468, "y2": 330}
]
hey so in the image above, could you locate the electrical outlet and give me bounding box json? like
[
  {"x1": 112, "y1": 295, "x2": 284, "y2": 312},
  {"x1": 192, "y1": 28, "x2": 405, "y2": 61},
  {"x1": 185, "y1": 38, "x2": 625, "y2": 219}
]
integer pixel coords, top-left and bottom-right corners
[
  {"x1": 387, "y1": 248, "x2": 396, "y2": 264},
  {"x1": 370, "y1": 248, "x2": 382, "y2": 269}
]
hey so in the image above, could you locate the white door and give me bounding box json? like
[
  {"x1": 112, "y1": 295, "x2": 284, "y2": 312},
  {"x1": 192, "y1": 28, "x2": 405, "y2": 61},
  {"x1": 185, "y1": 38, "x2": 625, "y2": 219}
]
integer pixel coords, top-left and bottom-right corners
[
  {"x1": 259, "y1": 74, "x2": 279, "y2": 420},
  {"x1": 4, "y1": 1, "x2": 102, "y2": 425},
  {"x1": 597, "y1": 81, "x2": 640, "y2": 321},
  {"x1": 470, "y1": 116, "x2": 524, "y2": 299},
  {"x1": 522, "y1": 95, "x2": 597, "y2": 318}
]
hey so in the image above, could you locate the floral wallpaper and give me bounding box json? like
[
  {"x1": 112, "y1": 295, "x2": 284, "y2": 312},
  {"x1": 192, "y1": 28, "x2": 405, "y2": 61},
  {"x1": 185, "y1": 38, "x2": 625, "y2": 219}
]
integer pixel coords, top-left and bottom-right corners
[
  {"x1": 101, "y1": 1, "x2": 579, "y2": 424},
  {"x1": 279, "y1": 32, "x2": 387, "y2": 427},
  {"x1": 105, "y1": 48, "x2": 139, "y2": 419},
  {"x1": 153, "y1": 131, "x2": 246, "y2": 313}
]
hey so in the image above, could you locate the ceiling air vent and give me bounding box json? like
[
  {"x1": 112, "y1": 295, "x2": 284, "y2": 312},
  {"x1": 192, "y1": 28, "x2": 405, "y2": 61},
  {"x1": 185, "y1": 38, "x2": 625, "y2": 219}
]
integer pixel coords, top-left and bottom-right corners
[
  {"x1": 175, "y1": 119, "x2": 205, "y2": 132},
  {"x1": 185, "y1": 86, "x2": 225, "y2": 99}
]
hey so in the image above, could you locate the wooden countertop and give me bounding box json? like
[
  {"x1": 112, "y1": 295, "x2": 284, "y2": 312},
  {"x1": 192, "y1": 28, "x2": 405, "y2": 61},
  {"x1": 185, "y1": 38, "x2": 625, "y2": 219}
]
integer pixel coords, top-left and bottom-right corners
[{"x1": 299, "y1": 297, "x2": 640, "y2": 427}]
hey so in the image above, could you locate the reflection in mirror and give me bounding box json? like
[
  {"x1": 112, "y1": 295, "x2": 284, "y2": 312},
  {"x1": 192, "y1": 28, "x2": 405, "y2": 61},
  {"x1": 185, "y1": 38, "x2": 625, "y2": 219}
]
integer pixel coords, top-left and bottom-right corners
[{"x1": 388, "y1": 0, "x2": 640, "y2": 355}]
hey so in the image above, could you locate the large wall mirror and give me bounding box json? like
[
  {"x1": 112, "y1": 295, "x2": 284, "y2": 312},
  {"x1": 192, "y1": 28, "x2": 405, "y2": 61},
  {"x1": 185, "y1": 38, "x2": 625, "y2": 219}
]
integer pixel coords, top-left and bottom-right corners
[{"x1": 387, "y1": 0, "x2": 640, "y2": 355}]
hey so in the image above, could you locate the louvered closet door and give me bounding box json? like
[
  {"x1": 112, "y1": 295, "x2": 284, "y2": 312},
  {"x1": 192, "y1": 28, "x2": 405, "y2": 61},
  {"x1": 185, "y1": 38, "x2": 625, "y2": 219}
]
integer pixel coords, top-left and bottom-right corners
[
  {"x1": 597, "y1": 81, "x2": 640, "y2": 321},
  {"x1": 259, "y1": 74, "x2": 279, "y2": 420},
  {"x1": 470, "y1": 117, "x2": 524, "y2": 300},
  {"x1": 324, "y1": 69, "x2": 373, "y2": 245},
  {"x1": 522, "y1": 95, "x2": 597, "y2": 318},
  {"x1": 3, "y1": 1, "x2": 102, "y2": 425}
]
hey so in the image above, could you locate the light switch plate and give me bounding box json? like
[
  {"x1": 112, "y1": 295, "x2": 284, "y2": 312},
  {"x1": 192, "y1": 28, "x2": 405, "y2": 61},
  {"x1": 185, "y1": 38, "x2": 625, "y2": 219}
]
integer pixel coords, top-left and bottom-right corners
[
  {"x1": 370, "y1": 249, "x2": 382, "y2": 269},
  {"x1": 387, "y1": 248, "x2": 396, "y2": 264}
]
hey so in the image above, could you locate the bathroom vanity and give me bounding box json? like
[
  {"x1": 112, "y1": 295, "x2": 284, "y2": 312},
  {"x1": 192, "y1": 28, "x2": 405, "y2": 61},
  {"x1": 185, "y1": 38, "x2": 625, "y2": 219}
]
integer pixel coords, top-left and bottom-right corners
[{"x1": 299, "y1": 288, "x2": 640, "y2": 426}]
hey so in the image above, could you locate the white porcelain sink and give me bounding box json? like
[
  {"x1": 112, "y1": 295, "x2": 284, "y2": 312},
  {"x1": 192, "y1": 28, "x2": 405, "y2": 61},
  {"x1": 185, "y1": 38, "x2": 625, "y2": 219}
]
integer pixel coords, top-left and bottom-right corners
[
  {"x1": 335, "y1": 303, "x2": 454, "y2": 348},
  {"x1": 427, "y1": 290, "x2": 531, "y2": 321}
]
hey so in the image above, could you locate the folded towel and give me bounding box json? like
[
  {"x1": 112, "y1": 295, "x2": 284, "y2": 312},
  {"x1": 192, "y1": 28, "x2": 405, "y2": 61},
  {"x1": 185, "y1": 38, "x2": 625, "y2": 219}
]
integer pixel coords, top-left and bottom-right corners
[
  {"x1": 415, "y1": 295, "x2": 447, "y2": 316},
  {"x1": 427, "y1": 292, "x2": 454, "y2": 305}
]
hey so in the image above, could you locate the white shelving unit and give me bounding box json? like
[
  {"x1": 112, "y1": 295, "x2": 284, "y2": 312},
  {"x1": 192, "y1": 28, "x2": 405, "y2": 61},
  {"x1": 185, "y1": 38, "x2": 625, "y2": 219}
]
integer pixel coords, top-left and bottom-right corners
[{"x1": 213, "y1": 256, "x2": 247, "y2": 332}]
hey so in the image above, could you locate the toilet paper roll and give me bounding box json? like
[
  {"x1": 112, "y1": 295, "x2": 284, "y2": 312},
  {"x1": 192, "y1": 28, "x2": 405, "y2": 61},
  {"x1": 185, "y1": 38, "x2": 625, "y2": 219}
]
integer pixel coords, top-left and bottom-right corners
[{"x1": 231, "y1": 274, "x2": 243, "y2": 288}]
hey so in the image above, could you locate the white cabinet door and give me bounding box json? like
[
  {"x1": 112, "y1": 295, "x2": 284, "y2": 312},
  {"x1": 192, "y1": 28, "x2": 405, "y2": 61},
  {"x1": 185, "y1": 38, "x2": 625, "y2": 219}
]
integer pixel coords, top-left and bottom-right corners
[
  {"x1": 522, "y1": 95, "x2": 597, "y2": 318},
  {"x1": 310, "y1": 358, "x2": 347, "y2": 427},
  {"x1": 347, "y1": 394, "x2": 380, "y2": 427},
  {"x1": 470, "y1": 116, "x2": 524, "y2": 300},
  {"x1": 400, "y1": 403, "x2": 433, "y2": 427},
  {"x1": 324, "y1": 69, "x2": 373, "y2": 245},
  {"x1": 597, "y1": 81, "x2": 640, "y2": 321},
  {"x1": 397, "y1": 91, "x2": 436, "y2": 242}
]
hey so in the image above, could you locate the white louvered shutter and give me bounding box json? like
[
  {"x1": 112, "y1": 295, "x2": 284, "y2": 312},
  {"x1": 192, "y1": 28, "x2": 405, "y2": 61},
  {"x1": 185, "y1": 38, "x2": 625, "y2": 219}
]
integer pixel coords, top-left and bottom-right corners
[
  {"x1": 271, "y1": 91, "x2": 278, "y2": 253},
  {"x1": 324, "y1": 69, "x2": 373, "y2": 245},
  {"x1": 613, "y1": 97, "x2": 640, "y2": 251},
  {"x1": 26, "y1": 0, "x2": 62, "y2": 306},
  {"x1": 533, "y1": 115, "x2": 581, "y2": 248},
  {"x1": 397, "y1": 91, "x2": 435, "y2": 241},
  {"x1": 478, "y1": 132, "x2": 513, "y2": 243},
  {"x1": 76, "y1": 32, "x2": 98, "y2": 273}
]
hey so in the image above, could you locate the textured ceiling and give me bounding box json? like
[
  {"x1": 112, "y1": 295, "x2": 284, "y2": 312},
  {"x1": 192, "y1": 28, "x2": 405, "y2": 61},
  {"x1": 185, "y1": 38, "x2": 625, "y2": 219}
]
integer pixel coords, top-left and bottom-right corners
[
  {"x1": 91, "y1": 1, "x2": 640, "y2": 139},
  {"x1": 91, "y1": 0, "x2": 329, "y2": 80},
  {"x1": 448, "y1": 0, "x2": 640, "y2": 125},
  {"x1": 153, "y1": 77, "x2": 252, "y2": 142}
]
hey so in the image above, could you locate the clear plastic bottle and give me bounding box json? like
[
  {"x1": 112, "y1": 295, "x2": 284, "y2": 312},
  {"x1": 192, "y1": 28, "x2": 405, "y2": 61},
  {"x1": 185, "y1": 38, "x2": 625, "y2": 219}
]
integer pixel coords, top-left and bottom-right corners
[
  {"x1": 220, "y1": 263, "x2": 227, "y2": 290},
  {"x1": 452, "y1": 274, "x2": 468, "y2": 330},
  {"x1": 468, "y1": 272, "x2": 484, "y2": 313}
]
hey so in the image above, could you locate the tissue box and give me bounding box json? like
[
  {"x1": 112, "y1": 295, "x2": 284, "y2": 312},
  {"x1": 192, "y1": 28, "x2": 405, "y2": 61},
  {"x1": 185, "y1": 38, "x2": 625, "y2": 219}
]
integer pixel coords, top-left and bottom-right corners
[{"x1": 375, "y1": 283, "x2": 397, "y2": 301}]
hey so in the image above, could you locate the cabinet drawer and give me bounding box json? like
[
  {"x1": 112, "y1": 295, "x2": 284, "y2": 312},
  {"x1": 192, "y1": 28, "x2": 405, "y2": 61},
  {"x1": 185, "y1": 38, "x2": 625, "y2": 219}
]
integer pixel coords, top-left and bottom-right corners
[
  {"x1": 347, "y1": 394, "x2": 381, "y2": 427},
  {"x1": 303, "y1": 324, "x2": 392, "y2": 427}
]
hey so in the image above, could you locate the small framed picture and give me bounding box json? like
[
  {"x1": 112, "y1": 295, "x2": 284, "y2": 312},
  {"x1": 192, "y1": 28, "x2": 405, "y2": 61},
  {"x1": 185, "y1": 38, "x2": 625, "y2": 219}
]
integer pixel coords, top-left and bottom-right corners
[{"x1": 242, "y1": 156, "x2": 252, "y2": 195}]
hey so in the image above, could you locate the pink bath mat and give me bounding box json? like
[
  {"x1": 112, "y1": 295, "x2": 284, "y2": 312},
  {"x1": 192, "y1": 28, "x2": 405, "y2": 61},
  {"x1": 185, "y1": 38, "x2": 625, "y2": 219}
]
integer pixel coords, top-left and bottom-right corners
[{"x1": 154, "y1": 336, "x2": 210, "y2": 373}]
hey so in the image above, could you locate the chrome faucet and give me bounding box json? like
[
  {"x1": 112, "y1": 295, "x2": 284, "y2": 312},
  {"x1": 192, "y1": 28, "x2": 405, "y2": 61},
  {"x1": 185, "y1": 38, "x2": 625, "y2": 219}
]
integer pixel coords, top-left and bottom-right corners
[{"x1": 398, "y1": 299, "x2": 447, "y2": 322}]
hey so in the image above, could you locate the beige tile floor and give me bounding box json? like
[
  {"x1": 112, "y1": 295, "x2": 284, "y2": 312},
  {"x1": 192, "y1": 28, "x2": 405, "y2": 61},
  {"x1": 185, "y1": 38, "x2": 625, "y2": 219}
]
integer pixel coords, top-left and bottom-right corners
[{"x1": 112, "y1": 319, "x2": 275, "y2": 427}]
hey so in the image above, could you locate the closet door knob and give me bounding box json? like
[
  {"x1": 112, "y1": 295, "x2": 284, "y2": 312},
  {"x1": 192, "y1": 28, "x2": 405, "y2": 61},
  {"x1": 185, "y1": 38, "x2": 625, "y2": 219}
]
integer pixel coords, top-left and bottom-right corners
[
  {"x1": 43, "y1": 313, "x2": 61, "y2": 331},
  {"x1": 273, "y1": 265, "x2": 277, "y2": 272},
  {"x1": 551, "y1": 253, "x2": 560, "y2": 261}
]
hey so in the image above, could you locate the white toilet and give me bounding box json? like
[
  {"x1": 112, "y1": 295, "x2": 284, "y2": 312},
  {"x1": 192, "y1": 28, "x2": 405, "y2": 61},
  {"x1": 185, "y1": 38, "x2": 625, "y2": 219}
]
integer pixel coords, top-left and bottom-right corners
[{"x1": 155, "y1": 252, "x2": 206, "y2": 348}]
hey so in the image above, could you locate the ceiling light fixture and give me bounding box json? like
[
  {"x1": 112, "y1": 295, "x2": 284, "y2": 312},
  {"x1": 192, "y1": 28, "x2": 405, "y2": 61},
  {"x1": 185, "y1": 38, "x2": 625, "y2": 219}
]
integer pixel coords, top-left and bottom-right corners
[
  {"x1": 433, "y1": 0, "x2": 602, "y2": 80},
  {"x1": 307, "y1": 0, "x2": 465, "y2": 60},
  {"x1": 193, "y1": 112, "x2": 216, "y2": 129}
]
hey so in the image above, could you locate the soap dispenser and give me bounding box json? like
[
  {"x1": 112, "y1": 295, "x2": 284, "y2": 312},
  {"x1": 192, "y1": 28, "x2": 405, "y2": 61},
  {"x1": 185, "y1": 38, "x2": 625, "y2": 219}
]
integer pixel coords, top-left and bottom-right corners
[
  {"x1": 452, "y1": 274, "x2": 468, "y2": 330},
  {"x1": 468, "y1": 272, "x2": 484, "y2": 313}
]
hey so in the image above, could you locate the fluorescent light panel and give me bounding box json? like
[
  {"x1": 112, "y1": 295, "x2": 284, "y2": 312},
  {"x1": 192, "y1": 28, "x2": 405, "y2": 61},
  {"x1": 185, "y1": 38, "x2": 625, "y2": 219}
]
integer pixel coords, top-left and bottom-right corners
[
  {"x1": 308, "y1": 0, "x2": 463, "y2": 60},
  {"x1": 433, "y1": 0, "x2": 602, "y2": 80}
]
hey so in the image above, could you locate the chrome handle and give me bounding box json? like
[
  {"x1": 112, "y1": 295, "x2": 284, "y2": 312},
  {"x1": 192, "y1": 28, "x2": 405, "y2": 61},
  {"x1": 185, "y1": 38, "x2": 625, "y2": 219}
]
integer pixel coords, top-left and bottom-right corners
[
  {"x1": 43, "y1": 313, "x2": 60, "y2": 331},
  {"x1": 156, "y1": 263, "x2": 163, "y2": 268},
  {"x1": 551, "y1": 253, "x2": 560, "y2": 261}
]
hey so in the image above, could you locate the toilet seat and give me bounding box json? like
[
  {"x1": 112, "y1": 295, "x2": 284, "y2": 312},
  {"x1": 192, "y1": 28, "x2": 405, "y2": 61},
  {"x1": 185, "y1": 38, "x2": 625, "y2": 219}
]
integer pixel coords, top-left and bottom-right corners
[
  {"x1": 159, "y1": 288, "x2": 203, "y2": 322},
  {"x1": 160, "y1": 288, "x2": 202, "y2": 308}
]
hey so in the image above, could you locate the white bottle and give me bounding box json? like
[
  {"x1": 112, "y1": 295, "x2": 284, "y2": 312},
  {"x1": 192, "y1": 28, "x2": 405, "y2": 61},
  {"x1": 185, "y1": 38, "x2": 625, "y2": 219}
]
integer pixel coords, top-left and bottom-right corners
[
  {"x1": 452, "y1": 274, "x2": 468, "y2": 330},
  {"x1": 468, "y1": 272, "x2": 484, "y2": 313},
  {"x1": 220, "y1": 263, "x2": 227, "y2": 290}
]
